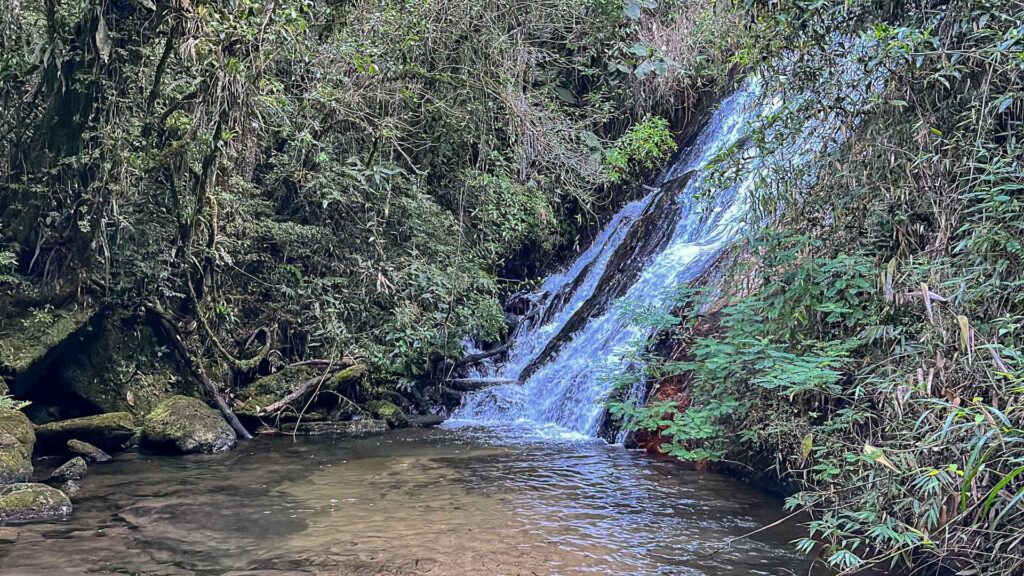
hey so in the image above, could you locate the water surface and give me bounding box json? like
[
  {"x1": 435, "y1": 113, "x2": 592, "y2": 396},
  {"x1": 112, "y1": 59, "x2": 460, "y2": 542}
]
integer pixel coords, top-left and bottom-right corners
[{"x1": 1, "y1": 428, "x2": 809, "y2": 575}]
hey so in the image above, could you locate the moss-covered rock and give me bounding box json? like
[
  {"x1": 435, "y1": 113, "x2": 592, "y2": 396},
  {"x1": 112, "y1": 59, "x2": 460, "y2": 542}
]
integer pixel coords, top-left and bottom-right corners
[
  {"x1": 0, "y1": 409, "x2": 35, "y2": 484},
  {"x1": 141, "y1": 396, "x2": 236, "y2": 453},
  {"x1": 35, "y1": 412, "x2": 137, "y2": 452},
  {"x1": 365, "y1": 400, "x2": 409, "y2": 429},
  {"x1": 67, "y1": 439, "x2": 111, "y2": 463},
  {"x1": 0, "y1": 483, "x2": 72, "y2": 523},
  {"x1": 56, "y1": 316, "x2": 196, "y2": 418},
  {"x1": 48, "y1": 457, "x2": 87, "y2": 483},
  {"x1": 0, "y1": 306, "x2": 95, "y2": 377}
]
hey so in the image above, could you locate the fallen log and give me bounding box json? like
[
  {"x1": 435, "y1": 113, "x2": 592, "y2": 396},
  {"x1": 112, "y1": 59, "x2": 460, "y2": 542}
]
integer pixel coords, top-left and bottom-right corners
[
  {"x1": 447, "y1": 377, "x2": 515, "y2": 391},
  {"x1": 257, "y1": 363, "x2": 365, "y2": 416},
  {"x1": 453, "y1": 341, "x2": 511, "y2": 368}
]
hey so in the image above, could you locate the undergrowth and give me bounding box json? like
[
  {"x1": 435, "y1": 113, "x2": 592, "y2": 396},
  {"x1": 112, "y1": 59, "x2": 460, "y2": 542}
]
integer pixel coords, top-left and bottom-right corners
[{"x1": 611, "y1": 0, "x2": 1024, "y2": 574}]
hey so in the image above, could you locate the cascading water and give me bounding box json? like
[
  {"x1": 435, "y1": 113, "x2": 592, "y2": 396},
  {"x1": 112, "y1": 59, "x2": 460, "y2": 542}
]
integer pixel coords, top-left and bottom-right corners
[{"x1": 448, "y1": 74, "x2": 846, "y2": 440}]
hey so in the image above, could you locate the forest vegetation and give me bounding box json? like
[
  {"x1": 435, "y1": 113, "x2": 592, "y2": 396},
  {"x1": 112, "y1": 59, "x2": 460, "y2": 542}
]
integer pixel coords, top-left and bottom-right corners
[{"x1": 611, "y1": 0, "x2": 1024, "y2": 574}]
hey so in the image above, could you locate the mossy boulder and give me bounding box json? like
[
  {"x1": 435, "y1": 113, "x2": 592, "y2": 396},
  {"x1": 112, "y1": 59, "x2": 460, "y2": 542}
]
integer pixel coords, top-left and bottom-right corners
[
  {"x1": 0, "y1": 409, "x2": 35, "y2": 484},
  {"x1": 35, "y1": 412, "x2": 137, "y2": 452},
  {"x1": 0, "y1": 483, "x2": 72, "y2": 524},
  {"x1": 365, "y1": 400, "x2": 409, "y2": 428},
  {"x1": 141, "y1": 396, "x2": 236, "y2": 453},
  {"x1": 67, "y1": 439, "x2": 111, "y2": 463},
  {"x1": 0, "y1": 306, "x2": 94, "y2": 377},
  {"x1": 48, "y1": 457, "x2": 87, "y2": 483},
  {"x1": 56, "y1": 316, "x2": 197, "y2": 418}
]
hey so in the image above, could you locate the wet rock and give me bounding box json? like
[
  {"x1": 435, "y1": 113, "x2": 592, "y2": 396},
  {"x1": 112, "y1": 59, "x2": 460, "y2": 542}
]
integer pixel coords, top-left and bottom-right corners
[
  {"x1": 49, "y1": 457, "x2": 87, "y2": 483},
  {"x1": 280, "y1": 419, "x2": 387, "y2": 437},
  {"x1": 0, "y1": 526, "x2": 18, "y2": 543},
  {"x1": 0, "y1": 408, "x2": 35, "y2": 484},
  {"x1": 0, "y1": 483, "x2": 73, "y2": 523},
  {"x1": 60, "y1": 480, "x2": 82, "y2": 498},
  {"x1": 366, "y1": 400, "x2": 409, "y2": 429},
  {"x1": 408, "y1": 414, "x2": 446, "y2": 428},
  {"x1": 141, "y1": 395, "x2": 236, "y2": 453},
  {"x1": 67, "y1": 439, "x2": 112, "y2": 463},
  {"x1": 35, "y1": 412, "x2": 137, "y2": 452}
]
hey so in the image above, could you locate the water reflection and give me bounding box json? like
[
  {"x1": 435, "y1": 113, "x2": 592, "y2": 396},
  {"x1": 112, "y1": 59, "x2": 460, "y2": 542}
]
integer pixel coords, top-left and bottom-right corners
[{"x1": 2, "y1": 429, "x2": 807, "y2": 575}]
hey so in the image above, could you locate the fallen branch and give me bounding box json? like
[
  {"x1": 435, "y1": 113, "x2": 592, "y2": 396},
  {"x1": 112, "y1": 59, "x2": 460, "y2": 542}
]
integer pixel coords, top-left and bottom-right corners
[
  {"x1": 258, "y1": 363, "x2": 365, "y2": 416},
  {"x1": 447, "y1": 377, "x2": 515, "y2": 391},
  {"x1": 453, "y1": 341, "x2": 512, "y2": 368}
]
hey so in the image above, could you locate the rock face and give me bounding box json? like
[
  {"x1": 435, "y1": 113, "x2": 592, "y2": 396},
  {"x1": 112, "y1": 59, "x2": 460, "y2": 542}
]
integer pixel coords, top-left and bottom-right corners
[
  {"x1": 0, "y1": 306, "x2": 95, "y2": 379},
  {"x1": 141, "y1": 396, "x2": 236, "y2": 453},
  {"x1": 281, "y1": 419, "x2": 387, "y2": 436},
  {"x1": 49, "y1": 457, "x2": 87, "y2": 483},
  {"x1": 366, "y1": 400, "x2": 409, "y2": 428},
  {"x1": 0, "y1": 409, "x2": 35, "y2": 484},
  {"x1": 57, "y1": 317, "x2": 196, "y2": 418},
  {"x1": 67, "y1": 439, "x2": 111, "y2": 463},
  {"x1": 0, "y1": 483, "x2": 72, "y2": 523},
  {"x1": 35, "y1": 412, "x2": 136, "y2": 451}
]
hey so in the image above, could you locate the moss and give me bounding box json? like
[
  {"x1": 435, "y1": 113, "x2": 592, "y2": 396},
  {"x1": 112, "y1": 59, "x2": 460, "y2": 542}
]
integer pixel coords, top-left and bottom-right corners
[
  {"x1": 0, "y1": 483, "x2": 72, "y2": 523},
  {"x1": 0, "y1": 306, "x2": 94, "y2": 375},
  {"x1": 365, "y1": 400, "x2": 409, "y2": 429},
  {"x1": 141, "y1": 396, "x2": 236, "y2": 453},
  {"x1": 236, "y1": 363, "x2": 365, "y2": 417},
  {"x1": 0, "y1": 409, "x2": 35, "y2": 484},
  {"x1": 58, "y1": 316, "x2": 195, "y2": 418},
  {"x1": 235, "y1": 366, "x2": 321, "y2": 416},
  {"x1": 34, "y1": 412, "x2": 137, "y2": 451},
  {"x1": 326, "y1": 364, "x2": 366, "y2": 391}
]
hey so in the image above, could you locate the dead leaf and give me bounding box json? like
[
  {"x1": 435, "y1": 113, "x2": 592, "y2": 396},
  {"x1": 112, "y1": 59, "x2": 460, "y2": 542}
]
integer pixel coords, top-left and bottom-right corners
[{"x1": 864, "y1": 443, "x2": 900, "y2": 473}]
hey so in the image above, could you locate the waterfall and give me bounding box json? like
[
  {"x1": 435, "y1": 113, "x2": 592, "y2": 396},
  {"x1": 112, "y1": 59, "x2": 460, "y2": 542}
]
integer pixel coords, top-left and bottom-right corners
[{"x1": 447, "y1": 78, "x2": 811, "y2": 439}]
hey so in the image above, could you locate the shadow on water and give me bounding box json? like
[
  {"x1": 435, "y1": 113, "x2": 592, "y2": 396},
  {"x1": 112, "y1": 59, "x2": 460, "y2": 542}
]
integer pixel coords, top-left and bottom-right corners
[{"x1": 0, "y1": 428, "x2": 824, "y2": 576}]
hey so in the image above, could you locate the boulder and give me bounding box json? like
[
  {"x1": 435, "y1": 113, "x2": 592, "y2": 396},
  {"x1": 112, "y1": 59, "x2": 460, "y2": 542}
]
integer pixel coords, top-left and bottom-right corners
[
  {"x1": 49, "y1": 457, "x2": 87, "y2": 483},
  {"x1": 0, "y1": 483, "x2": 72, "y2": 523},
  {"x1": 35, "y1": 412, "x2": 136, "y2": 451},
  {"x1": 56, "y1": 317, "x2": 195, "y2": 418},
  {"x1": 141, "y1": 396, "x2": 236, "y2": 453},
  {"x1": 280, "y1": 419, "x2": 387, "y2": 437},
  {"x1": 0, "y1": 409, "x2": 35, "y2": 484},
  {"x1": 67, "y1": 439, "x2": 111, "y2": 463},
  {"x1": 365, "y1": 400, "x2": 409, "y2": 429},
  {"x1": 0, "y1": 306, "x2": 95, "y2": 378}
]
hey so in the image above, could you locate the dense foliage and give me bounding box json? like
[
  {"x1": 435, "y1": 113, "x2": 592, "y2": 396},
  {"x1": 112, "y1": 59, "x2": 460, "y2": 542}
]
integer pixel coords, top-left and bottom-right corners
[
  {"x1": 0, "y1": 0, "x2": 742, "y2": 395},
  {"x1": 613, "y1": 0, "x2": 1024, "y2": 574}
]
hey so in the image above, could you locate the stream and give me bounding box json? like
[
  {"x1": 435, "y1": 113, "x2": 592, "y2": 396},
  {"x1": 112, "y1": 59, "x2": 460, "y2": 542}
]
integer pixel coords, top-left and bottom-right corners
[{"x1": 1, "y1": 428, "x2": 807, "y2": 575}]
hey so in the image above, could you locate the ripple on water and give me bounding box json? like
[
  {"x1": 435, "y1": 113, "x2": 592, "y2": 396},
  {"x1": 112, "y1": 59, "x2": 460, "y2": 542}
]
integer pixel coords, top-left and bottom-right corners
[{"x1": 1, "y1": 428, "x2": 811, "y2": 575}]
